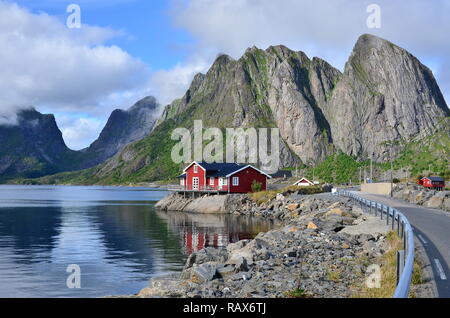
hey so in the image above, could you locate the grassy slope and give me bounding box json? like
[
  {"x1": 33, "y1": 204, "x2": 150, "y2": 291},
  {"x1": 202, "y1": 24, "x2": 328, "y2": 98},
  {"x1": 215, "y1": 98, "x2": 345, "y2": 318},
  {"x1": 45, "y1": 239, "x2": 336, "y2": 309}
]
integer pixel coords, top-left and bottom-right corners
[{"x1": 300, "y1": 118, "x2": 450, "y2": 184}]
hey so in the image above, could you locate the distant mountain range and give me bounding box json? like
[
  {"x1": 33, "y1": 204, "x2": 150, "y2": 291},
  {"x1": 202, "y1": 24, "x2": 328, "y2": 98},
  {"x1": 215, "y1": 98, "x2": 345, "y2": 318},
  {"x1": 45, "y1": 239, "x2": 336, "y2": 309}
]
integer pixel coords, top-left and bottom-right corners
[
  {"x1": 0, "y1": 96, "x2": 159, "y2": 181},
  {"x1": 1, "y1": 34, "x2": 449, "y2": 184}
]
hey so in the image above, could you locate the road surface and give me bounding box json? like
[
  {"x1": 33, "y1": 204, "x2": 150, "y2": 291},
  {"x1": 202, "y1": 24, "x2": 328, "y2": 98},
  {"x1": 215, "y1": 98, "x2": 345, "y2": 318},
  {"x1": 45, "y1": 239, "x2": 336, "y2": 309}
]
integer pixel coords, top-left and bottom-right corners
[{"x1": 356, "y1": 192, "x2": 450, "y2": 298}]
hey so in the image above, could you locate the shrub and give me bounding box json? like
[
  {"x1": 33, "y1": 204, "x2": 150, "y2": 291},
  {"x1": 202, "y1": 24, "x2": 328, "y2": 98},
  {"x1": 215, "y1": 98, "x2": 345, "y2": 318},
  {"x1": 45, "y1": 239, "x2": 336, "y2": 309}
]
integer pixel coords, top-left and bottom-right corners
[
  {"x1": 393, "y1": 178, "x2": 401, "y2": 184},
  {"x1": 251, "y1": 180, "x2": 262, "y2": 193}
]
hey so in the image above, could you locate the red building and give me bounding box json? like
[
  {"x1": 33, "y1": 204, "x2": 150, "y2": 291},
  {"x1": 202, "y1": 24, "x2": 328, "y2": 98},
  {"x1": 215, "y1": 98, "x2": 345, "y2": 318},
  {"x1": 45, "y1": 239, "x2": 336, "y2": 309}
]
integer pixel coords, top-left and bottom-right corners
[
  {"x1": 418, "y1": 176, "x2": 445, "y2": 191},
  {"x1": 178, "y1": 162, "x2": 271, "y2": 193}
]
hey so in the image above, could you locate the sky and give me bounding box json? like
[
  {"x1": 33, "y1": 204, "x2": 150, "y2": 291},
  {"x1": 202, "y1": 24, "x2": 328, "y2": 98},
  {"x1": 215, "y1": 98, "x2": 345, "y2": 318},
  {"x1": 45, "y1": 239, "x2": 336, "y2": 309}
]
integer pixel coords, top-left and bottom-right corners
[{"x1": 0, "y1": 0, "x2": 449, "y2": 150}]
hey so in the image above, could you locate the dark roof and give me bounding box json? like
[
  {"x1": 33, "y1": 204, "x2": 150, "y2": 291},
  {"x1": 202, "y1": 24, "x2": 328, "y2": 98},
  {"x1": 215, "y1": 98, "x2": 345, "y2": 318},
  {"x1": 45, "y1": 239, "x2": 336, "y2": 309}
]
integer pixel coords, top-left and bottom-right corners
[
  {"x1": 270, "y1": 170, "x2": 293, "y2": 178},
  {"x1": 424, "y1": 176, "x2": 445, "y2": 182},
  {"x1": 177, "y1": 173, "x2": 186, "y2": 179},
  {"x1": 199, "y1": 162, "x2": 247, "y2": 177},
  {"x1": 183, "y1": 162, "x2": 271, "y2": 178}
]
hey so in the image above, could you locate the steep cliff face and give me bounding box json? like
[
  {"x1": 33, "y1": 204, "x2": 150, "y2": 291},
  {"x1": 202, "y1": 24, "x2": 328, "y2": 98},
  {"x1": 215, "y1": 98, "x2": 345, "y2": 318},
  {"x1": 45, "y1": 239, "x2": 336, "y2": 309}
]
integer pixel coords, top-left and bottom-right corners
[
  {"x1": 158, "y1": 45, "x2": 342, "y2": 165},
  {"x1": 0, "y1": 97, "x2": 160, "y2": 180},
  {"x1": 79, "y1": 96, "x2": 159, "y2": 168},
  {"x1": 13, "y1": 34, "x2": 450, "y2": 184},
  {"x1": 58, "y1": 34, "x2": 449, "y2": 185},
  {"x1": 0, "y1": 108, "x2": 75, "y2": 179},
  {"x1": 324, "y1": 34, "x2": 449, "y2": 161}
]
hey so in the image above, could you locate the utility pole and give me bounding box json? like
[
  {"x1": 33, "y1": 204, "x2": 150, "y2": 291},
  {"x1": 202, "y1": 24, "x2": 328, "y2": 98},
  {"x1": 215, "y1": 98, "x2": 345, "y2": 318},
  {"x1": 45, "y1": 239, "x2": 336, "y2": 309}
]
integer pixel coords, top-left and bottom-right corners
[
  {"x1": 389, "y1": 143, "x2": 393, "y2": 197},
  {"x1": 370, "y1": 159, "x2": 373, "y2": 183},
  {"x1": 313, "y1": 164, "x2": 315, "y2": 182}
]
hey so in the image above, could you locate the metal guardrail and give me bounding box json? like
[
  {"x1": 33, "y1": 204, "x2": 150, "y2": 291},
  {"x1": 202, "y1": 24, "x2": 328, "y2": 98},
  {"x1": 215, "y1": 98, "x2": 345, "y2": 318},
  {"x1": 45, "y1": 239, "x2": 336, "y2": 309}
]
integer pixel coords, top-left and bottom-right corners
[{"x1": 338, "y1": 190, "x2": 415, "y2": 298}]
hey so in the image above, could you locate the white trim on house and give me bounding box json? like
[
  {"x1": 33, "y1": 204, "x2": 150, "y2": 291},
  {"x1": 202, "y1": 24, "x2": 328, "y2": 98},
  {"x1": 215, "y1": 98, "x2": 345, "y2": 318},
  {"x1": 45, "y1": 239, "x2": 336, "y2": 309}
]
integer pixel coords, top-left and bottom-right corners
[
  {"x1": 183, "y1": 161, "x2": 207, "y2": 173},
  {"x1": 232, "y1": 176, "x2": 239, "y2": 186},
  {"x1": 294, "y1": 178, "x2": 315, "y2": 186},
  {"x1": 225, "y1": 165, "x2": 272, "y2": 178}
]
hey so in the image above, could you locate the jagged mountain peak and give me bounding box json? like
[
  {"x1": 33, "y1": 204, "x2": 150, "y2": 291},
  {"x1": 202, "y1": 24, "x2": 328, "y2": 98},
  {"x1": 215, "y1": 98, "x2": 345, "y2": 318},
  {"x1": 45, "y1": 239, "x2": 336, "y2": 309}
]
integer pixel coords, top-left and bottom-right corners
[{"x1": 127, "y1": 96, "x2": 159, "y2": 113}]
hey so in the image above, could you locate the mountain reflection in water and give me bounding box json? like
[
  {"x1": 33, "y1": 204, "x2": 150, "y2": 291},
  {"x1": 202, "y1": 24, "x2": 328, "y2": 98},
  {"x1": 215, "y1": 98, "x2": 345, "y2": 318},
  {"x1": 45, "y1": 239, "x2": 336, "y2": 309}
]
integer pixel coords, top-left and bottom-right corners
[{"x1": 0, "y1": 186, "x2": 277, "y2": 297}]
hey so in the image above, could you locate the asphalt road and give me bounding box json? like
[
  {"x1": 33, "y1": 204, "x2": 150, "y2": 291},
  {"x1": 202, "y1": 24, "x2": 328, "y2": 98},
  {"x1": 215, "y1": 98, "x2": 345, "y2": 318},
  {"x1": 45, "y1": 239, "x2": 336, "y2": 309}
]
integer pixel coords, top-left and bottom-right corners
[{"x1": 356, "y1": 192, "x2": 450, "y2": 298}]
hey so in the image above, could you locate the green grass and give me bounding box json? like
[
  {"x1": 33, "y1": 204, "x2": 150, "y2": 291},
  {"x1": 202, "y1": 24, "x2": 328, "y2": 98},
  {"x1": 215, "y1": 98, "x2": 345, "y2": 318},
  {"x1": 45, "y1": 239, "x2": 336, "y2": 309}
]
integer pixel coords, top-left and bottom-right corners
[
  {"x1": 352, "y1": 232, "x2": 424, "y2": 298},
  {"x1": 284, "y1": 288, "x2": 313, "y2": 298}
]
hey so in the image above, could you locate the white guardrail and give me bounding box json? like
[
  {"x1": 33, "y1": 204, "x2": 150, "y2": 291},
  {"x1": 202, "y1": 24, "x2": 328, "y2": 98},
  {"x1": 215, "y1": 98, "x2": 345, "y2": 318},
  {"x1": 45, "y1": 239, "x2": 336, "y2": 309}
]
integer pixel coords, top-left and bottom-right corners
[{"x1": 338, "y1": 190, "x2": 415, "y2": 298}]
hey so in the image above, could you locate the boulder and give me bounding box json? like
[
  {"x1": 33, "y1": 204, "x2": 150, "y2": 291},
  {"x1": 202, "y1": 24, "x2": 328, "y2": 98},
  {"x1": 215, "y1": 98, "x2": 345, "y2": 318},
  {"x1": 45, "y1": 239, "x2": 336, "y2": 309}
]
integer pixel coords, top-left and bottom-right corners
[
  {"x1": 228, "y1": 256, "x2": 249, "y2": 273},
  {"x1": 190, "y1": 263, "x2": 218, "y2": 283},
  {"x1": 325, "y1": 208, "x2": 350, "y2": 218},
  {"x1": 216, "y1": 265, "x2": 235, "y2": 279},
  {"x1": 184, "y1": 247, "x2": 228, "y2": 269},
  {"x1": 425, "y1": 195, "x2": 444, "y2": 209},
  {"x1": 444, "y1": 198, "x2": 450, "y2": 212},
  {"x1": 138, "y1": 274, "x2": 189, "y2": 298},
  {"x1": 307, "y1": 222, "x2": 319, "y2": 230}
]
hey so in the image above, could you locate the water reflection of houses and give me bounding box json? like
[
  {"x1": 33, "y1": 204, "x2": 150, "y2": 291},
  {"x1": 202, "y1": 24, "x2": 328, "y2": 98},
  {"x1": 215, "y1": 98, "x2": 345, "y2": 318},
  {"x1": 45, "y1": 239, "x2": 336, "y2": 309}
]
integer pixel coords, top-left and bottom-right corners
[{"x1": 155, "y1": 210, "x2": 277, "y2": 254}]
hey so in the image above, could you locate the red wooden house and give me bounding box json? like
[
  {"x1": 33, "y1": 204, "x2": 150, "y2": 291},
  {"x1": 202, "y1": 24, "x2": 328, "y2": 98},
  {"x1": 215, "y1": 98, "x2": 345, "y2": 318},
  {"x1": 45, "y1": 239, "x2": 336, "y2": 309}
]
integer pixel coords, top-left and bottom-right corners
[
  {"x1": 418, "y1": 176, "x2": 445, "y2": 191},
  {"x1": 178, "y1": 162, "x2": 271, "y2": 193}
]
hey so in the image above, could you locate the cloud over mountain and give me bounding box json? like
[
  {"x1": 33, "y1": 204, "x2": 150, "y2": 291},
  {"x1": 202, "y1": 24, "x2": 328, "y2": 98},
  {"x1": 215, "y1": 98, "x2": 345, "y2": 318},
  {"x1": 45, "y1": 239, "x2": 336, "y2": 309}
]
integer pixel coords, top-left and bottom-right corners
[{"x1": 0, "y1": 1, "x2": 150, "y2": 125}]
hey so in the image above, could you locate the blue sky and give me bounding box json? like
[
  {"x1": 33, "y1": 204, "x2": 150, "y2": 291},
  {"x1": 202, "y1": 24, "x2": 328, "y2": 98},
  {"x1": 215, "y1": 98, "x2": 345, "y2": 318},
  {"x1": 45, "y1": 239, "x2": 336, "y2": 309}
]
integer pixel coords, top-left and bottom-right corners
[
  {"x1": 1, "y1": 0, "x2": 450, "y2": 150},
  {"x1": 15, "y1": 0, "x2": 194, "y2": 69}
]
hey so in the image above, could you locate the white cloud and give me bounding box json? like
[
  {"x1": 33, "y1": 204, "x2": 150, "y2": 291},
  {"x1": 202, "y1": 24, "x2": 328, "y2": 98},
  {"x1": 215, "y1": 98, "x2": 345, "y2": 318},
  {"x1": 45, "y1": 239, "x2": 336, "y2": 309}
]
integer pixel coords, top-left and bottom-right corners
[
  {"x1": 170, "y1": 0, "x2": 450, "y2": 106},
  {"x1": 57, "y1": 115, "x2": 103, "y2": 150},
  {"x1": 0, "y1": 1, "x2": 151, "y2": 123},
  {"x1": 149, "y1": 59, "x2": 211, "y2": 105}
]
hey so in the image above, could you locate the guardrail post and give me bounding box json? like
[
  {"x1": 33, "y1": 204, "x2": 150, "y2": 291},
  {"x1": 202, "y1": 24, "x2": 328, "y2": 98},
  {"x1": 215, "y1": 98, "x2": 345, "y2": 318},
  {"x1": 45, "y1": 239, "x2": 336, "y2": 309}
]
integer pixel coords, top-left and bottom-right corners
[
  {"x1": 380, "y1": 205, "x2": 383, "y2": 220},
  {"x1": 386, "y1": 207, "x2": 389, "y2": 226},
  {"x1": 397, "y1": 214, "x2": 401, "y2": 236},
  {"x1": 397, "y1": 250, "x2": 405, "y2": 286},
  {"x1": 392, "y1": 210, "x2": 396, "y2": 231},
  {"x1": 403, "y1": 230, "x2": 408, "y2": 252}
]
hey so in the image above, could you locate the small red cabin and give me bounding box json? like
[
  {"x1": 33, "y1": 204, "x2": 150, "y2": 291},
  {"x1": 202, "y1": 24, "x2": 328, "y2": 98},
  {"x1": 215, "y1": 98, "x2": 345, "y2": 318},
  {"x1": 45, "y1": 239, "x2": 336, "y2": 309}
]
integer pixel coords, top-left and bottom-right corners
[
  {"x1": 418, "y1": 176, "x2": 445, "y2": 191},
  {"x1": 178, "y1": 162, "x2": 271, "y2": 193}
]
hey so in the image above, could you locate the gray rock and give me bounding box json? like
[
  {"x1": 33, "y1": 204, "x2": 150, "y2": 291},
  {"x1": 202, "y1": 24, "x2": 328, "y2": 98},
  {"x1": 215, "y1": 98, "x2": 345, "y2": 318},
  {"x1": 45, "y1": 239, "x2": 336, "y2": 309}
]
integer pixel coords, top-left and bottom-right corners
[{"x1": 190, "y1": 263, "x2": 218, "y2": 283}]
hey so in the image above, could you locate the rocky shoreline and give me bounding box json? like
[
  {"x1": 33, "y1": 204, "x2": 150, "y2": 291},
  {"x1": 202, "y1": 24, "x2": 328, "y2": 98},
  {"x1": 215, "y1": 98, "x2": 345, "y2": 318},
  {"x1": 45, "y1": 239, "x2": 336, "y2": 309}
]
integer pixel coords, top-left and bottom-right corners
[
  {"x1": 135, "y1": 193, "x2": 403, "y2": 298},
  {"x1": 393, "y1": 185, "x2": 450, "y2": 212}
]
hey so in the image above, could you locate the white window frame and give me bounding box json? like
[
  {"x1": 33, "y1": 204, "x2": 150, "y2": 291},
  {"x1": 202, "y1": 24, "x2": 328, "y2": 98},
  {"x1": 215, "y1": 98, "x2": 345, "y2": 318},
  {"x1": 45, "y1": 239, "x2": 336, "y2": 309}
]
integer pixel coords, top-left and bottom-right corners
[
  {"x1": 223, "y1": 178, "x2": 228, "y2": 186},
  {"x1": 210, "y1": 177, "x2": 215, "y2": 186},
  {"x1": 194, "y1": 165, "x2": 198, "y2": 173},
  {"x1": 180, "y1": 179, "x2": 185, "y2": 186},
  {"x1": 232, "y1": 177, "x2": 239, "y2": 186}
]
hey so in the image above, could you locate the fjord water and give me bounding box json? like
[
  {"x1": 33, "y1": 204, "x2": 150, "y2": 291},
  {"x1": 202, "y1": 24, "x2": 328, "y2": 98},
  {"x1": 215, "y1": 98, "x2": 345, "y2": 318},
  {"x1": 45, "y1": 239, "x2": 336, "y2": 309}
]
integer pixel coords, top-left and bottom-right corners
[{"x1": 0, "y1": 185, "x2": 276, "y2": 298}]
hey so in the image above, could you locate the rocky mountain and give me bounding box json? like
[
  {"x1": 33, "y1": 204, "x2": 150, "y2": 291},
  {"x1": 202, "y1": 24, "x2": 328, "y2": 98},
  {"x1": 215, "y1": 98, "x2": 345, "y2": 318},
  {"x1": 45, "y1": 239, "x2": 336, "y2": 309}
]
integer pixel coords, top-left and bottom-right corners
[
  {"x1": 0, "y1": 108, "x2": 76, "y2": 180},
  {"x1": 158, "y1": 45, "x2": 342, "y2": 165},
  {"x1": 14, "y1": 34, "x2": 450, "y2": 184},
  {"x1": 78, "y1": 96, "x2": 159, "y2": 168},
  {"x1": 324, "y1": 34, "x2": 449, "y2": 161},
  {"x1": 0, "y1": 96, "x2": 160, "y2": 181}
]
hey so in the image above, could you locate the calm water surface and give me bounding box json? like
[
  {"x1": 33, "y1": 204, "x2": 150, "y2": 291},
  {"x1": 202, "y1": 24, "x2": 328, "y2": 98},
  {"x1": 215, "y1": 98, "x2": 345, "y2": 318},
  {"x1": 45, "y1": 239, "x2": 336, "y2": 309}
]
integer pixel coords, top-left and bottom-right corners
[{"x1": 0, "y1": 185, "x2": 276, "y2": 298}]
